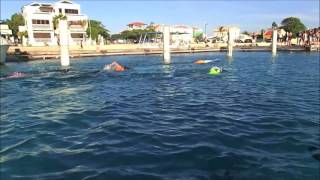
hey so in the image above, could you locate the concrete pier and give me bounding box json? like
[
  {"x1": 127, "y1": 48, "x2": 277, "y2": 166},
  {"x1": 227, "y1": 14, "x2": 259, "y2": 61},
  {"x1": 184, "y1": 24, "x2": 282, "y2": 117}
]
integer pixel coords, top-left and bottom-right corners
[
  {"x1": 272, "y1": 29, "x2": 277, "y2": 56},
  {"x1": 59, "y1": 20, "x2": 70, "y2": 66},
  {"x1": 163, "y1": 26, "x2": 171, "y2": 64}
]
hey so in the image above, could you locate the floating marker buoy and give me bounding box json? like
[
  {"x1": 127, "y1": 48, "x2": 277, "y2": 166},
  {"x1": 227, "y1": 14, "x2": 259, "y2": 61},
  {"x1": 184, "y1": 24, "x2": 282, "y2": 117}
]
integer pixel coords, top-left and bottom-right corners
[{"x1": 209, "y1": 66, "x2": 222, "y2": 75}]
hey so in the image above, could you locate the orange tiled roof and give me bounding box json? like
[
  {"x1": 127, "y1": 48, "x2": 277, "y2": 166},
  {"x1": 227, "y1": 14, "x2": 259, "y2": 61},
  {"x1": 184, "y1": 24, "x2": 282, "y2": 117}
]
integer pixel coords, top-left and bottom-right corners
[{"x1": 127, "y1": 22, "x2": 146, "y2": 26}]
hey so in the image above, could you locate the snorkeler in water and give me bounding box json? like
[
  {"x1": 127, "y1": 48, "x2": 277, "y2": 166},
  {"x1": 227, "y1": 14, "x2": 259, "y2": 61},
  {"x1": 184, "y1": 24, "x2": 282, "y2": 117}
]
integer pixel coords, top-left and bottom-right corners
[{"x1": 103, "y1": 61, "x2": 127, "y2": 72}]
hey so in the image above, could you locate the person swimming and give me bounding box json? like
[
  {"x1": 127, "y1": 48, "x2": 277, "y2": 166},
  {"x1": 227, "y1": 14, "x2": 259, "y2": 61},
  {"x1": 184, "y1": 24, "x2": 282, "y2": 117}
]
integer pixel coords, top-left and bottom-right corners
[
  {"x1": 194, "y1": 59, "x2": 214, "y2": 64},
  {"x1": 0, "y1": 68, "x2": 74, "y2": 80},
  {"x1": 0, "y1": 72, "x2": 27, "y2": 80},
  {"x1": 208, "y1": 66, "x2": 223, "y2": 75},
  {"x1": 103, "y1": 61, "x2": 127, "y2": 72}
]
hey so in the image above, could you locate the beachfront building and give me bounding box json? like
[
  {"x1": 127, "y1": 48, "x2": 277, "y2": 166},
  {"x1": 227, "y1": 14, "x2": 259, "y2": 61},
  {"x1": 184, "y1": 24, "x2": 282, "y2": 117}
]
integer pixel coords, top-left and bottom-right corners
[
  {"x1": 127, "y1": 22, "x2": 147, "y2": 31},
  {"x1": 0, "y1": 22, "x2": 13, "y2": 41},
  {"x1": 152, "y1": 24, "x2": 203, "y2": 45},
  {"x1": 213, "y1": 26, "x2": 240, "y2": 42},
  {"x1": 20, "y1": 0, "x2": 88, "y2": 46},
  {"x1": 170, "y1": 25, "x2": 194, "y2": 44}
]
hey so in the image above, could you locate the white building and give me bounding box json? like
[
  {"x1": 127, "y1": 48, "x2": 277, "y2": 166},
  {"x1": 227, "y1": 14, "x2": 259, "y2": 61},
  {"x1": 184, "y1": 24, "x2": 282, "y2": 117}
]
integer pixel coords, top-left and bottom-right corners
[
  {"x1": 153, "y1": 24, "x2": 203, "y2": 44},
  {"x1": 20, "y1": 0, "x2": 88, "y2": 46},
  {"x1": 213, "y1": 26, "x2": 240, "y2": 42},
  {"x1": 127, "y1": 22, "x2": 147, "y2": 31},
  {"x1": 0, "y1": 23, "x2": 12, "y2": 40}
]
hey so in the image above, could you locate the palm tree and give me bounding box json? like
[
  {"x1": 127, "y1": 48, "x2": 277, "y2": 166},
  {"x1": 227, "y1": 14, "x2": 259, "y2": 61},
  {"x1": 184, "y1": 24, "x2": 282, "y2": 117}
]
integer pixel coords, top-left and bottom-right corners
[
  {"x1": 52, "y1": 14, "x2": 67, "y2": 45},
  {"x1": 218, "y1": 26, "x2": 225, "y2": 40},
  {"x1": 53, "y1": 14, "x2": 67, "y2": 30},
  {"x1": 17, "y1": 31, "x2": 28, "y2": 45},
  {"x1": 79, "y1": 20, "x2": 87, "y2": 28}
]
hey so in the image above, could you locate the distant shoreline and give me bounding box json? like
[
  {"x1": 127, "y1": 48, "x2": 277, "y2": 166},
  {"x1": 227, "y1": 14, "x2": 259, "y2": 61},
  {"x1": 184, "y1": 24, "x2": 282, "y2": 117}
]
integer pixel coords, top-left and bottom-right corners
[{"x1": 6, "y1": 44, "x2": 319, "y2": 62}]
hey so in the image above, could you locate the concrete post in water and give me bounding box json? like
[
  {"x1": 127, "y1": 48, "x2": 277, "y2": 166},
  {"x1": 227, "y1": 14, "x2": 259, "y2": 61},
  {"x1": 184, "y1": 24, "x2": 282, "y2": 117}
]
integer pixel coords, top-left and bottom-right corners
[
  {"x1": 59, "y1": 20, "x2": 70, "y2": 66},
  {"x1": 22, "y1": 36, "x2": 27, "y2": 46},
  {"x1": 163, "y1": 26, "x2": 171, "y2": 64},
  {"x1": 227, "y1": 28, "x2": 234, "y2": 57},
  {"x1": 272, "y1": 29, "x2": 277, "y2": 56},
  {"x1": 100, "y1": 36, "x2": 104, "y2": 46},
  {"x1": 99, "y1": 35, "x2": 104, "y2": 51}
]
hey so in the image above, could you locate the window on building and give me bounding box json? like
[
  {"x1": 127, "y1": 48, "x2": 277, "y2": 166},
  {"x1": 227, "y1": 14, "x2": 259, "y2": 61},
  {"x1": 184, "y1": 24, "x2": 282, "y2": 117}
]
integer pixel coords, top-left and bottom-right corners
[
  {"x1": 59, "y1": 8, "x2": 62, "y2": 13},
  {"x1": 65, "y1": 9, "x2": 78, "y2": 14},
  {"x1": 39, "y1": 7, "x2": 53, "y2": 12},
  {"x1": 32, "y1": 19, "x2": 49, "y2": 25},
  {"x1": 71, "y1": 33, "x2": 84, "y2": 38},
  {"x1": 33, "y1": 33, "x2": 51, "y2": 38}
]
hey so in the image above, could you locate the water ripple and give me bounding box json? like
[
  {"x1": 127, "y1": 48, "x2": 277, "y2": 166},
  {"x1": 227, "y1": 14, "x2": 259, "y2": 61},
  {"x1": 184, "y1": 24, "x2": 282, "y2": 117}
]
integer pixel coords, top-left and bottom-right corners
[{"x1": 0, "y1": 52, "x2": 319, "y2": 179}]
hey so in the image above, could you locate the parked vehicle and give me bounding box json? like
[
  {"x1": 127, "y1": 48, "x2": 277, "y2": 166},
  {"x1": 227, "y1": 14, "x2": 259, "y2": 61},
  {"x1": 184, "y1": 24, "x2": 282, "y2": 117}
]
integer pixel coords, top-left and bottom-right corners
[
  {"x1": 236, "y1": 34, "x2": 253, "y2": 43},
  {"x1": 209, "y1": 36, "x2": 225, "y2": 43}
]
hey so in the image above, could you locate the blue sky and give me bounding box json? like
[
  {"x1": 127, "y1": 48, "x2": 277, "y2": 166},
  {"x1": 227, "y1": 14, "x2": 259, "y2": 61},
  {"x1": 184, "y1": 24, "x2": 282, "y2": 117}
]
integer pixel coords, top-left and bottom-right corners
[{"x1": 1, "y1": 0, "x2": 319, "y2": 35}]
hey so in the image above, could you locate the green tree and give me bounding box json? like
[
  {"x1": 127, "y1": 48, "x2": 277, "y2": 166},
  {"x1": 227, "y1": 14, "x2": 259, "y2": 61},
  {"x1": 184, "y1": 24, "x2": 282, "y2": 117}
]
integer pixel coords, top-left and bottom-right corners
[
  {"x1": 17, "y1": 31, "x2": 28, "y2": 38},
  {"x1": 52, "y1": 14, "x2": 67, "y2": 30},
  {"x1": 110, "y1": 34, "x2": 122, "y2": 40},
  {"x1": 281, "y1": 17, "x2": 306, "y2": 37},
  {"x1": 272, "y1": 21, "x2": 278, "y2": 29},
  {"x1": 52, "y1": 14, "x2": 67, "y2": 45},
  {"x1": 120, "y1": 28, "x2": 156, "y2": 42},
  {"x1": 242, "y1": 31, "x2": 250, "y2": 35},
  {"x1": 194, "y1": 33, "x2": 204, "y2": 42},
  {"x1": 7, "y1": 13, "x2": 25, "y2": 38},
  {"x1": 86, "y1": 20, "x2": 110, "y2": 41},
  {"x1": 258, "y1": 29, "x2": 265, "y2": 40}
]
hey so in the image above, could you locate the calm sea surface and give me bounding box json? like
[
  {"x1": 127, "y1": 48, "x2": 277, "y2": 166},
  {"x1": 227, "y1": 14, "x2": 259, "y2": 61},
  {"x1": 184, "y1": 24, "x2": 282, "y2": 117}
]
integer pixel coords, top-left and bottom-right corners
[{"x1": 0, "y1": 52, "x2": 319, "y2": 180}]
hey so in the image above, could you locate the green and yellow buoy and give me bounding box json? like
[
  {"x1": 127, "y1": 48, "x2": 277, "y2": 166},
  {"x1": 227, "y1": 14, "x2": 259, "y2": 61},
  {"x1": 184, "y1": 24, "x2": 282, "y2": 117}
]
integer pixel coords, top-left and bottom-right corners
[{"x1": 208, "y1": 66, "x2": 222, "y2": 75}]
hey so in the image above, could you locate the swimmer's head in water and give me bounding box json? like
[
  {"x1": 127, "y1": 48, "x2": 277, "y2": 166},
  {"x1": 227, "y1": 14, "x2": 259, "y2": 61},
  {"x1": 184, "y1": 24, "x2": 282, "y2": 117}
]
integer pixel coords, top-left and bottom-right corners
[
  {"x1": 60, "y1": 68, "x2": 70, "y2": 73},
  {"x1": 103, "y1": 61, "x2": 126, "y2": 72},
  {"x1": 209, "y1": 66, "x2": 222, "y2": 75}
]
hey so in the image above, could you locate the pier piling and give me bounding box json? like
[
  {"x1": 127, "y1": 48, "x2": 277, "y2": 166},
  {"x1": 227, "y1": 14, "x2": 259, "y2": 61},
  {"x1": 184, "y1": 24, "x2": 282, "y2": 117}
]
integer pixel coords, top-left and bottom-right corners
[
  {"x1": 163, "y1": 26, "x2": 171, "y2": 64},
  {"x1": 227, "y1": 28, "x2": 234, "y2": 57},
  {"x1": 272, "y1": 29, "x2": 277, "y2": 56},
  {"x1": 59, "y1": 20, "x2": 70, "y2": 66}
]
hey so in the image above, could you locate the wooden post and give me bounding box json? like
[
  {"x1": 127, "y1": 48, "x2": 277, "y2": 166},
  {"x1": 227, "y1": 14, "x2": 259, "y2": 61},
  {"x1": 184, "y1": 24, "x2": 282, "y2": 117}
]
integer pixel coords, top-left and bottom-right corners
[
  {"x1": 59, "y1": 20, "x2": 70, "y2": 66},
  {"x1": 163, "y1": 26, "x2": 171, "y2": 64}
]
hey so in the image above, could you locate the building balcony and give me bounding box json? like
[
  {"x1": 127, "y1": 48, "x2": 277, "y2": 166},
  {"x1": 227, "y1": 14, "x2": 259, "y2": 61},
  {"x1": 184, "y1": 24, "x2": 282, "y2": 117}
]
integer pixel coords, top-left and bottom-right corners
[
  {"x1": 34, "y1": 38, "x2": 51, "y2": 42},
  {"x1": 69, "y1": 25, "x2": 86, "y2": 32},
  {"x1": 66, "y1": 14, "x2": 87, "y2": 20},
  {"x1": 32, "y1": 11, "x2": 52, "y2": 15},
  {"x1": 32, "y1": 24, "x2": 52, "y2": 31},
  {"x1": 72, "y1": 38, "x2": 85, "y2": 42}
]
